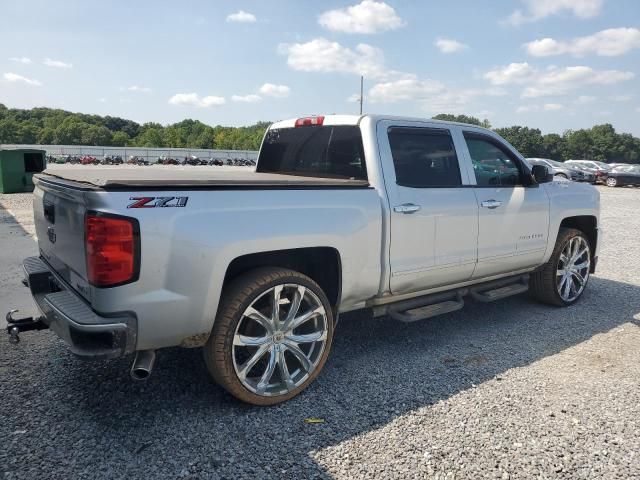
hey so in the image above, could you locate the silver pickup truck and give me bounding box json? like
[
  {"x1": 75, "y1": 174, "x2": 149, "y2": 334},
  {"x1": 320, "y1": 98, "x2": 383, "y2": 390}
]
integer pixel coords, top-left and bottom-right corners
[{"x1": 8, "y1": 114, "x2": 600, "y2": 405}]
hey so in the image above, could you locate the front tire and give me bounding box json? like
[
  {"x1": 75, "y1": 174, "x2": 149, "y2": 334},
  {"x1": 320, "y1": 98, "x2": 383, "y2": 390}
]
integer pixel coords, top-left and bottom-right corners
[
  {"x1": 204, "y1": 267, "x2": 334, "y2": 405},
  {"x1": 530, "y1": 228, "x2": 591, "y2": 307}
]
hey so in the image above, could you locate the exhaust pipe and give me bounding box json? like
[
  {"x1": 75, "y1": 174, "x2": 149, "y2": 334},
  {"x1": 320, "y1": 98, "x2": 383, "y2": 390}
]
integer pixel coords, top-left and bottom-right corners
[{"x1": 130, "y1": 350, "x2": 156, "y2": 381}]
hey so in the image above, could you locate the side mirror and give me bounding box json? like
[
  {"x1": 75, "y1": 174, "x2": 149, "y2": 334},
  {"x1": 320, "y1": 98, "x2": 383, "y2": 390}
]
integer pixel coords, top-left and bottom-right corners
[{"x1": 531, "y1": 164, "x2": 552, "y2": 184}]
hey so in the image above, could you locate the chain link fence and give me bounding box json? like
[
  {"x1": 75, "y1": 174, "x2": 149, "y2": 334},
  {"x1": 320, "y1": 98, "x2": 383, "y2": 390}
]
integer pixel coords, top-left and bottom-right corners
[{"x1": 1, "y1": 144, "x2": 258, "y2": 164}]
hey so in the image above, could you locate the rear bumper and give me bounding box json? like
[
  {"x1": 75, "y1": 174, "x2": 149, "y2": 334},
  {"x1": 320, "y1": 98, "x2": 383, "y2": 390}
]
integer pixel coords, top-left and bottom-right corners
[{"x1": 23, "y1": 256, "x2": 137, "y2": 359}]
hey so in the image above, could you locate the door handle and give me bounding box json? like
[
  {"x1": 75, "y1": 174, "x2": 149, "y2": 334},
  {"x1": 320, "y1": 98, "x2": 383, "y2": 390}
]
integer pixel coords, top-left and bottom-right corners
[
  {"x1": 480, "y1": 199, "x2": 502, "y2": 209},
  {"x1": 394, "y1": 203, "x2": 421, "y2": 214}
]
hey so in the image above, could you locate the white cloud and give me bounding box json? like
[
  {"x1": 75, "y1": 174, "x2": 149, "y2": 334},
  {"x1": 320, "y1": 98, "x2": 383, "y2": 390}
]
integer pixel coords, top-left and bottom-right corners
[
  {"x1": 368, "y1": 75, "x2": 503, "y2": 113},
  {"x1": 43, "y1": 58, "x2": 72, "y2": 68},
  {"x1": 318, "y1": 1, "x2": 405, "y2": 34},
  {"x1": 10, "y1": 57, "x2": 31, "y2": 64},
  {"x1": 505, "y1": 0, "x2": 603, "y2": 26},
  {"x1": 576, "y1": 95, "x2": 596, "y2": 104},
  {"x1": 226, "y1": 10, "x2": 256, "y2": 23},
  {"x1": 543, "y1": 103, "x2": 564, "y2": 111},
  {"x1": 434, "y1": 38, "x2": 468, "y2": 54},
  {"x1": 168, "y1": 93, "x2": 225, "y2": 108},
  {"x1": 279, "y1": 38, "x2": 386, "y2": 78},
  {"x1": 3, "y1": 72, "x2": 41, "y2": 86},
  {"x1": 368, "y1": 75, "x2": 445, "y2": 103},
  {"x1": 97, "y1": 97, "x2": 107, "y2": 103},
  {"x1": 522, "y1": 66, "x2": 634, "y2": 97},
  {"x1": 524, "y1": 28, "x2": 640, "y2": 57},
  {"x1": 516, "y1": 105, "x2": 540, "y2": 113},
  {"x1": 484, "y1": 62, "x2": 634, "y2": 97},
  {"x1": 259, "y1": 83, "x2": 290, "y2": 98},
  {"x1": 127, "y1": 85, "x2": 152, "y2": 93},
  {"x1": 484, "y1": 62, "x2": 536, "y2": 85},
  {"x1": 231, "y1": 94, "x2": 262, "y2": 103},
  {"x1": 609, "y1": 94, "x2": 633, "y2": 102}
]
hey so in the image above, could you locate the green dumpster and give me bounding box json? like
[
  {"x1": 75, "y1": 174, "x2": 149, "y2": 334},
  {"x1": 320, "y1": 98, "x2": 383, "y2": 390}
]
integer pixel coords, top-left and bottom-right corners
[{"x1": 0, "y1": 147, "x2": 46, "y2": 193}]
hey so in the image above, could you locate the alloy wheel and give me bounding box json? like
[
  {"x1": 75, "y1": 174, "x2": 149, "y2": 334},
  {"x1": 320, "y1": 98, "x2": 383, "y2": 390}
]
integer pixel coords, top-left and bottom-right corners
[
  {"x1": 232, "y1": 284, "x2": 329, "y2": 397},
  {"x1": 556, "y1": 236, "x2": 590, "y2": 302}
]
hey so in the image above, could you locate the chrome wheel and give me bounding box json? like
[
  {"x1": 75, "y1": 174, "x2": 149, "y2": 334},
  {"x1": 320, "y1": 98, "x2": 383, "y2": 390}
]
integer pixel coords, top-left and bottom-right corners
[
  {"x1": 232, "y1": 284, "x2": 329, "y2": 397},
  {"x1": 606, "y1": 177, "x2": 617, "y2": 187},
  {"x1": 556, "y1": 236, "x2": 590, "y2": 302}
]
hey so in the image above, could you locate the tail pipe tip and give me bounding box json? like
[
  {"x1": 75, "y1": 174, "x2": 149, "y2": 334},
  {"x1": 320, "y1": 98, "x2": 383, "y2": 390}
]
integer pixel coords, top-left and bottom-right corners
[{"x1": 130, "y1": 350, "x2": 156, "y2": 381}]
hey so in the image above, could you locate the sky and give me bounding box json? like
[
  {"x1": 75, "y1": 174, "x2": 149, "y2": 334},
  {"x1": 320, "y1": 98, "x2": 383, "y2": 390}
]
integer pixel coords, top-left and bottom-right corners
[{"x1": 1, "y1": 0, "x2": 639, "y2": 135}]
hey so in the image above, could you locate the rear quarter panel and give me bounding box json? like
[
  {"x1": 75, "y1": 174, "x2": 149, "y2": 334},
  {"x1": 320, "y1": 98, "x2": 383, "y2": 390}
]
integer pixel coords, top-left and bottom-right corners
[{"x1": 86, "y1": 188, "x2": 382, "y2": 350}]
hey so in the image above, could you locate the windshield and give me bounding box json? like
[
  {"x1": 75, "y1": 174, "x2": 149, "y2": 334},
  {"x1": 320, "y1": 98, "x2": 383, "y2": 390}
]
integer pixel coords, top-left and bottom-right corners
[{"x1": 257, "y1": 126, "x2": 367, "y2": 180}]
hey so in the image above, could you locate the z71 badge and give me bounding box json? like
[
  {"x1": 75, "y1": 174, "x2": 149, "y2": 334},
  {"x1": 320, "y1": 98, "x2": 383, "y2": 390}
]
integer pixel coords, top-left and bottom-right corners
[{"x1": 127, "y1": 196, "x2": 189, "y2": 208}]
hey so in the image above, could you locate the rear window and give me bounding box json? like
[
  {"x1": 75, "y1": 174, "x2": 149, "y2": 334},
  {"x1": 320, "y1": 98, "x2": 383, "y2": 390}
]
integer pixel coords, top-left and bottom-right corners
[{"x1": 257, "y1": 126, "x2": 367, "y2": 180}]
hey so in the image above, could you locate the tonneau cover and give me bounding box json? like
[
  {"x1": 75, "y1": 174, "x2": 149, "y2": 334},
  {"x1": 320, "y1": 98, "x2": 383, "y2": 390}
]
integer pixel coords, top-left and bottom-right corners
[{"x1": 36, "y1": 166, "x2": 370, "y2": 189}]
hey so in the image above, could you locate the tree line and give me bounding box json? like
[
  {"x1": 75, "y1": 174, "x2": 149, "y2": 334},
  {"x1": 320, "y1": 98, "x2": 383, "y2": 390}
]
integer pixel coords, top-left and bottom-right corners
[
  {"x1": 433, "y1": 114, "x2": 640, "y2": 163},
  {"x1": 1, "y1": 104, "x2": 639, "y2": 163},
  {"x1": 0, "y1": 104, "x2": 268, "y2": 151}
]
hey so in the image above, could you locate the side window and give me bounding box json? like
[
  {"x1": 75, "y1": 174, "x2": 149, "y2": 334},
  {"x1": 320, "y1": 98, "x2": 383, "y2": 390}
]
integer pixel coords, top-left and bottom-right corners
[
  {"x1": 464, "y1": 133, "x2": 524, "y2": 187},
  {"x1": 388, "y1": 127, "x2": 462, "y2": 188}
]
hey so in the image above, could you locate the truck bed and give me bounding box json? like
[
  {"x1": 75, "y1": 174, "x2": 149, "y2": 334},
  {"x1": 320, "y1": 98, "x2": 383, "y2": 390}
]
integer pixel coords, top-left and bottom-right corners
[{"x1": 38, "y1": 166, "x2": 370, "y2": 190}]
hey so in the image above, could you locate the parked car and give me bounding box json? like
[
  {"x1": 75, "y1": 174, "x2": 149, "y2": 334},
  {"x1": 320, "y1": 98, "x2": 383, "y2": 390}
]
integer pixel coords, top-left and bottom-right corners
[
  {"x1": 526, "y1": 158, "x2": 580, "y2": 181},
  {"x1": 8, "y1": 114, "x2": 600, "y2": 406},
  {"x1": 565, "y1": 160, "x2": 610, "y2": 183},
  {"x1": 604, "y1": 165, "x2": 640, "y2": 187}
]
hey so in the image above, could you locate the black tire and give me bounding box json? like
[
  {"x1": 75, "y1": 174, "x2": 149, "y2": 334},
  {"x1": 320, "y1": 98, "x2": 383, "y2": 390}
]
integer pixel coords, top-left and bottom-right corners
[
  {"x1": 530, "y1": 228, "x2": 591, "y2": 307},
  {"x1": 203, "y1": 267, "x2": 334, "y2": 405},
  {"x1": 555, "y1": 173, "x2": 568, "y2": 180},
  {"x1": 605, "y1": 177, "x2": 618, "y2": 187}
]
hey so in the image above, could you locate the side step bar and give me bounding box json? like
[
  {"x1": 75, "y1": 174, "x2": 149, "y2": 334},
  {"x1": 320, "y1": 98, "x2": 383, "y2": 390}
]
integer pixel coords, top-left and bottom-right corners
[
  {"x1": 469, "y1": 275, "x2": 529, "y2": 303},
  {"x1": 388, "y1": 291, "x2": 466, "y2": 323},
  {"x1": 380, "y1": 274, "x2": 530, "y2": 323}
]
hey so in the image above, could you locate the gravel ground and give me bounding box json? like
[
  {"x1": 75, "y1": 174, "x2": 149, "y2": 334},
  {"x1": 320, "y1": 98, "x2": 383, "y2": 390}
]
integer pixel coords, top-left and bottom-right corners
[{"x1": 1, "y1": 187, "x2": 639, "y2": 480}]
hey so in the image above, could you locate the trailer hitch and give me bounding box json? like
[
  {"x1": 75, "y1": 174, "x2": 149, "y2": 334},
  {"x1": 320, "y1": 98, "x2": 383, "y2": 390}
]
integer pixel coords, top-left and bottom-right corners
[{"x1": 5, "y1": 310, "x2": 48, "y2": 344}]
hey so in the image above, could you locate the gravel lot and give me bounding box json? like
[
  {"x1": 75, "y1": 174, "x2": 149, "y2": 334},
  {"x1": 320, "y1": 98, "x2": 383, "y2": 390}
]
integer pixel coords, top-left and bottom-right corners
[{"x1": 1, "y1": 187, "x2": 639, "y2": 480}]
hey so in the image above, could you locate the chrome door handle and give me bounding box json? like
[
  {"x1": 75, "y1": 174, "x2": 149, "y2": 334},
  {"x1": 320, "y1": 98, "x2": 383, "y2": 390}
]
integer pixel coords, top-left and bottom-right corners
[
  {"x1": 393, "y1": 203, "x2": 421, "y2": 214},
  {"x1": 480, "y1": 199, "x2": 502, "y2": 209}
]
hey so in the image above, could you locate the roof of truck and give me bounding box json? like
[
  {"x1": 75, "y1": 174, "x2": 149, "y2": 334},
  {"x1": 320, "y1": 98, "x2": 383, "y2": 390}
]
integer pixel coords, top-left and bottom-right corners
[{"x1": 270, "y1": 114, "x2": 493, "y2": 132}]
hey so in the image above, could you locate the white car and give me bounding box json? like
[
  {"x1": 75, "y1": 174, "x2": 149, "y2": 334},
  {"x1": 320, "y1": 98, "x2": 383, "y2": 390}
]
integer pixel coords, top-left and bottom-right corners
[{"x1": 8, "y1": 114, "x2": 601, "y2": 405}]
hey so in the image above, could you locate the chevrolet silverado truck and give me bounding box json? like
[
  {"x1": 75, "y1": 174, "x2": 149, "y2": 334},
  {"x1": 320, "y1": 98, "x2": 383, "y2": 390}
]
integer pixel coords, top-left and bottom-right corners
[{"x1": 7, "y1": 115, "x2": 600, "y2": 405}]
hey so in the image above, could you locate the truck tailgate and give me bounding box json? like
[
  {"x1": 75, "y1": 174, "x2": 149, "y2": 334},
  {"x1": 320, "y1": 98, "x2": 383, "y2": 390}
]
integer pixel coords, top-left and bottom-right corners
[{"x1": 33, "y1": 177, "x2": 90, "y2": 300}]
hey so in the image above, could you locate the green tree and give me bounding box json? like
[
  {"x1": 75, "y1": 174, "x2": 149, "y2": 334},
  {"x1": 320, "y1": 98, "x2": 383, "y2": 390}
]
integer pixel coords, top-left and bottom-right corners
[
  {"x1": 432, "y1": 113, "x2": 490, "y2": 127},
  {"x1": 81, "y1": 125, "x2": 113, "y2": 146},
  {"x1": 542, "y1": 133, "x2": 566, "y2": 161},
  {"x1": 111, "y1": 131, "x2": 130, "y2": 147},
  {"x1": 494, "y1": 126, "x2": 544, "y2": 158}
]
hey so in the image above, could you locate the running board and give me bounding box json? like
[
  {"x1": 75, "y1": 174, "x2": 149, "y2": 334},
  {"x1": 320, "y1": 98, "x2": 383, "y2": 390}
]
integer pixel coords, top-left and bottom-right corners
[
  {"x1": 388, "y1": 291, "x2": 465, "y2": 323},
  {"x1": 469, "y1": 275, "x2": 529, "y2": 303}
]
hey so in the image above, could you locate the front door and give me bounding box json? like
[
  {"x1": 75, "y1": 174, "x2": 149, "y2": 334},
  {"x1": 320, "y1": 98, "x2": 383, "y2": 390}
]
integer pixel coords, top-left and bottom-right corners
[
  {"x1": 377, "y1": 121, "x2": 479, "y2": 295},
  {"x1": 461, "y1": 131, "x2": 550, "y2": 279}
]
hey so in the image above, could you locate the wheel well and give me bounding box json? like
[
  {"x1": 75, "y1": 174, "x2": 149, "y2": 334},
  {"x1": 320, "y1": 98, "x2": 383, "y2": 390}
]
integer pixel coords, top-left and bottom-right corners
[
  {"x1": 560, "y1": 216, "x2": 598, "y2": 270},
  {"x1": 224, "y1": 247, "x2": 342, "y2": 312}
]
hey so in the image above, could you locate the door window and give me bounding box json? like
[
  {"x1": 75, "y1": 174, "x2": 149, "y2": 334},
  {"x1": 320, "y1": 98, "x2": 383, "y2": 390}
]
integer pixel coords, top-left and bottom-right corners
[
  {"x1": 464, "y1": 133, "x2": 524, "y2": 187},
  {"x1": 388, "y1": 127, "x2": 462, "y2": 188}
]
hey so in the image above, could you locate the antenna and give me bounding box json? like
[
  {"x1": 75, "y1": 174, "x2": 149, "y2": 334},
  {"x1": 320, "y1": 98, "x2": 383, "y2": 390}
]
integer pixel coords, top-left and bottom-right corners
[{"x1": 359, "y1": 76, "x2": 364, "y2": 115}]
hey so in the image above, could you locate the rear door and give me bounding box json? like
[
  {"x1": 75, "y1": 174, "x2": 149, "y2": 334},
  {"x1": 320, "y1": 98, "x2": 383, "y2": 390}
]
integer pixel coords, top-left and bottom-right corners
[
  {"x1": 460, "y1": 130, "x2": 550, "y2": 279},
  {"x1": 377, "y1": 120, "x2": 479, "y2": 295}
]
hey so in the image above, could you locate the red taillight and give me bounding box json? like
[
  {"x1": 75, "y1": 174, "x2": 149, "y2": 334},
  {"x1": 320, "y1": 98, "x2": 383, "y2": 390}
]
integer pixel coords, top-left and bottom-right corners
[
  {"x1": 85, "y1": 213, "x2": 139, "y2": 287},
  {"x1": 295, "y1": 116, "x2": 325, "y2": 127}
]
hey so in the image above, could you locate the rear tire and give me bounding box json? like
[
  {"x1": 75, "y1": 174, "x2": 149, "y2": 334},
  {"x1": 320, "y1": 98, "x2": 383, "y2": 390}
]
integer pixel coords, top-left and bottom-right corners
[
  {"x1": 530, "y1": 228, "x2": 591, "y2": 307},
  {"x1": 605, "y1": 177, "x2": 618, "y2": 187},
  {"x1": 204, "y1": 267, "x2": 334, "y2": 405}
]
